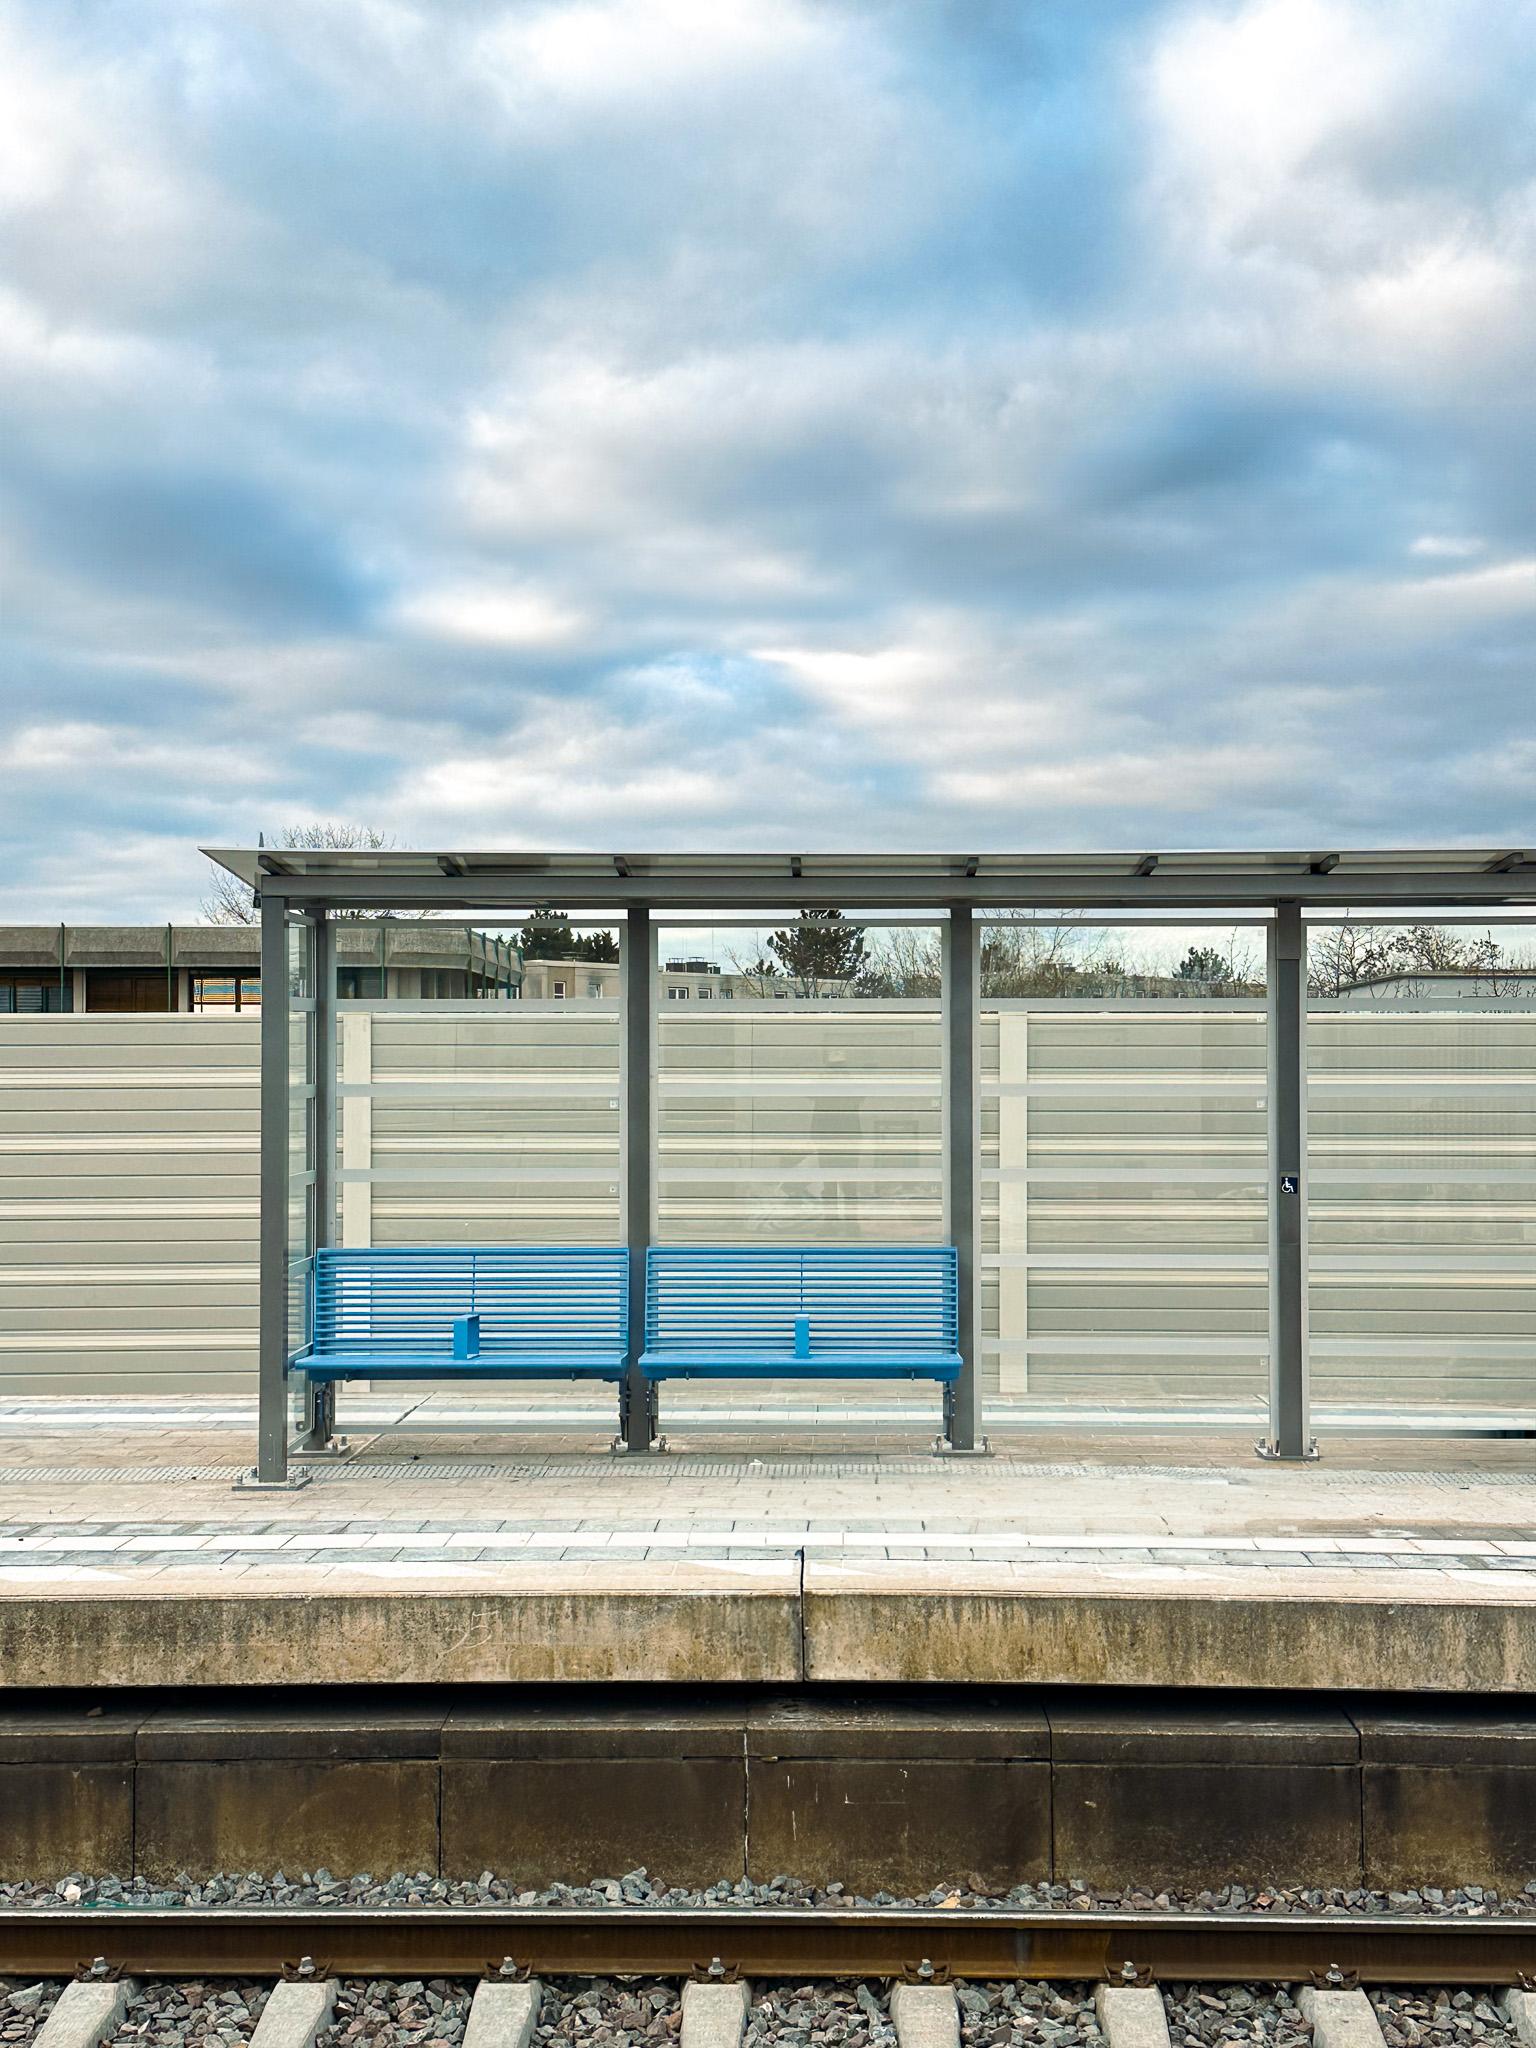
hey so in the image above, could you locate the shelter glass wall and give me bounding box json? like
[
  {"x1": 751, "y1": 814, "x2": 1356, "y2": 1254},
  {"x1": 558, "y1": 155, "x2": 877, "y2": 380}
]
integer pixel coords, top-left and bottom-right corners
[
  {"x1": 1307, "y1": 920, "x2": 1536, "y2": 1419},
  {"x1": 332, "y1": 928, "x2": 623, "y2": 1252},
  {"x1": 653, "y1": 919, "x2": 944, "y2": 1245},
  {"x1": 978, "y1": 921, "x2": 1270, "y2": 1411}
]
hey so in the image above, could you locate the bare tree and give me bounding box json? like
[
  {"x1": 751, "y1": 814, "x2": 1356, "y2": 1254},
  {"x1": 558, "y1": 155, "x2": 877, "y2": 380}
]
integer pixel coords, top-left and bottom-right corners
[
  {"x1": 856, "y1": 924, "x2": 942, "y2": 997},
  {"x1": 202, "y1": 824, "x2": 431, "y2": 923},
  {"x1": 1308, "y1": 921, "x2": 1506, "y2": 997},
  {"x1": 853, "y1": 913, "x2": 1143, "y2": 997},
  {"x1": 1167, "y1": 929, "x2": 1264, "y2": 995}
]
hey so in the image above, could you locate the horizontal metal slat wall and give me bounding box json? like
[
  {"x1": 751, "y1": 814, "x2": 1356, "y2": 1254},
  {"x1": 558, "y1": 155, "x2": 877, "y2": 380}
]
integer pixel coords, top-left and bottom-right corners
[
  {"x1": 1308, "y1": 1005, "x2": 1536, "y2": 1408},
  {"x1": 655, "y1": 1006, "x2": 945, "y2": 1244},
  {"x1": 363, "y1": 1007, "x2": 623, "y2": 1246},
  {"x1": 0, "y1": 1016, "x2": 259, "y2": 1393},
  {"x1": 979, "y1": 1004, "x2": 1270, "y2": 1405},
  {"x1": 1, "y1": 999, "x2": 1528, "y2": 1410}
]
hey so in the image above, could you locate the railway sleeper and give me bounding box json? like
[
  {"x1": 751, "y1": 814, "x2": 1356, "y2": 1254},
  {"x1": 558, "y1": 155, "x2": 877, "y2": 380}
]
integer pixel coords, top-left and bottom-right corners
[
  {"x1": 5, "y1": 1970, "x2": 1535, "y2": 2048},
  {"x1": 31, "y1": 1978, "x2": 136, "y2": 2048}
]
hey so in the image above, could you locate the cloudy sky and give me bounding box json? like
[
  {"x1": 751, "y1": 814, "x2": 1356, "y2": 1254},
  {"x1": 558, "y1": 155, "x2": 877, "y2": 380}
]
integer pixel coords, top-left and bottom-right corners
[{"x1": 3, "y1": 0, "x2": 1534, "y2": 918}]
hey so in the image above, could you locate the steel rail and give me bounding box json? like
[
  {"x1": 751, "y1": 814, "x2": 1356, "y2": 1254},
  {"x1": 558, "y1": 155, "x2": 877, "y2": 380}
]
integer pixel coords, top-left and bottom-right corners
[{"x1": 0, "y1": 1908, "x2": 1532, "y2": 1986}]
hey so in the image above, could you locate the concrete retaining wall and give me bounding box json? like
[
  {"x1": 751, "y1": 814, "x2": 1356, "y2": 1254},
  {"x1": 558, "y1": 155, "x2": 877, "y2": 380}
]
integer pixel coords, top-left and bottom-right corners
[{"x1": 1, "y1": 1688, "x2": 1533, "y2": 1891}]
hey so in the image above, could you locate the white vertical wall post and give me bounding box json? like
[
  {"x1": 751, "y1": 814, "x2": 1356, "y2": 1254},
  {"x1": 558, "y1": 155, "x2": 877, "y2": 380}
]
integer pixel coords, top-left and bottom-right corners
[
  {"x1": 943, "y1": 906, "x2": 980, "y2": 1449},
  {"x1": 996, "y1": 1009, "x2": 1029, "y2": 1393},
  {"x1": 341, "y1": 1010, "x2": 374, "y2": 1247}
]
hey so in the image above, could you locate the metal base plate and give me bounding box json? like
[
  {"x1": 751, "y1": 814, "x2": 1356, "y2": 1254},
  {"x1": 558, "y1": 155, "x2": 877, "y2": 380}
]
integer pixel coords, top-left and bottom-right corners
[
  {"x1": 232, "y1": 1466, "x2": 314, "y2": 1492},
  {"x1": 1254, "y1": 1436, "x2": 1321, "y2": 1462},
  {"x1": 933, "y1": 1434, "x2": 993, "y2": 1457}
]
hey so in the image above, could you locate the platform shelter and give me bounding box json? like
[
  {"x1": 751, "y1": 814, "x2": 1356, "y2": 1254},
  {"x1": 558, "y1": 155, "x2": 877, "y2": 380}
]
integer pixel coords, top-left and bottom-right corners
[{"x1": 204, "y1": 848, "x2": 1536, "y2": 1486}]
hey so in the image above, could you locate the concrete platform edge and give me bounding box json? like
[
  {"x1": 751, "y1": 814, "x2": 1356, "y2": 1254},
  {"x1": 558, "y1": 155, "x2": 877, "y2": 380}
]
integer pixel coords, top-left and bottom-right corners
[
  {"x1": 801, "y1": 1580, "x2": 1536, "y2": 1691},
  {"x1": 0, "y1": 1590, "x2": 802, "y2": 1687}
]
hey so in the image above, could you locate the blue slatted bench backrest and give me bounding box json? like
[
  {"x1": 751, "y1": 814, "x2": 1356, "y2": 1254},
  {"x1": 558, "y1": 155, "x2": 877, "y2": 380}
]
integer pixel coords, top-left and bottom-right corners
[
  {"x1": 311, "y1": 1246, "x2": 627, "y2": 1360},
  {"x1": 644, "y1": 1246, "x2": 958, "y2": 1358}
]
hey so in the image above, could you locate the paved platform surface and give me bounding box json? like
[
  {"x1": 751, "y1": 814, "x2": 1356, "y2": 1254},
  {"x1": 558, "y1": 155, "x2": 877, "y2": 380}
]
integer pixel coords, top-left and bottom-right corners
[{"x1": 1, "y1": 1397, "x2": 1534, "y2": 1691}]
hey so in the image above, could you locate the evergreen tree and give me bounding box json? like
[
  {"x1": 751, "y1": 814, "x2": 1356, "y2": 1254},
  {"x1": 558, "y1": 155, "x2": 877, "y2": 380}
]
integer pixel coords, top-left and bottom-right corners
[
  {"x1": 518, "y1": 910, "x2": 579, "y2": 961},
  {"x1": 765, "y1": 910, "x2": 866, "y2": 996}
]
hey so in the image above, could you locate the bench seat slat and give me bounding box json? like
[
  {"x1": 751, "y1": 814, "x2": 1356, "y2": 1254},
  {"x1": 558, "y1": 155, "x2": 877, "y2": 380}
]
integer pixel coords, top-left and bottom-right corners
[
  {"x1": 302, "y1": 1351, "x2": 627, "y2": 1383},
  {"x1": 298, "y1": 1245, "x2": 628, "y2": 1386},
  {"x1": 640, "y1": 1352, "x2": 961, "y2": 1381},
  {"x1": 641, "y1": 1244, "x2": 961, "y2": 1384}
]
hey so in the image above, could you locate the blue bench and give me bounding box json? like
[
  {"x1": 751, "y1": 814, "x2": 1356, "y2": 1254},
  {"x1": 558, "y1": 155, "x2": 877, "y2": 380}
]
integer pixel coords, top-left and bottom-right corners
[
  {"x1": 295, "y1": 1245, "x2": 629, "y2": 1384},
  {"x1": 639, "y1": 1246, "x2": 963, "y2": 1386}
]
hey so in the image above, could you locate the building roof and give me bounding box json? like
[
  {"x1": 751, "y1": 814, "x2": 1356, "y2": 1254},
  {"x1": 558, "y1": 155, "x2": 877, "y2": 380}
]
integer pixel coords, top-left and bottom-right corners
[
  {"x1": 204, "y1": 847, "x2": 1536, "y2": 911},
  {"x1": 0, "y1": 923, "x2": 510, "y2": 970}
]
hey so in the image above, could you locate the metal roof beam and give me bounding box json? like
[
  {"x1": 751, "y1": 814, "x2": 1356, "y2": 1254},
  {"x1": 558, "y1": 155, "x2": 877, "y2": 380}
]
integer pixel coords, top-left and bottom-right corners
[{"x1": 250, "y1": 868, "x2": 1536, "y2": 912}]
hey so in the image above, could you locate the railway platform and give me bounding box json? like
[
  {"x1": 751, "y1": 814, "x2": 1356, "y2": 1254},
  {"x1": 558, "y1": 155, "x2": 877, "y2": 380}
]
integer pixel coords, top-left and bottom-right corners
[
  {"x1": 3, "y1": 1394, "x2": 1536, "y2": 1891},
  {"x1": 1, "y1": 1394, "x2": 1534, "y2": 1693}
]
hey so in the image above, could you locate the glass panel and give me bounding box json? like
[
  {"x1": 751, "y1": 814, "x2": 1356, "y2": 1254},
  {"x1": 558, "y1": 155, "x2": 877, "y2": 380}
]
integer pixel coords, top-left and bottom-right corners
[
  {"x1": 1307, "y1": 920, "x2": 1536, "y2": 1421},
  {"x1": 353, "y1": 938, "x2": 622, "y2": 1248},
  {"x1": 654, "y1": 917, "x2": 943, "y2": 1244},
  {"x1": 979, "y1": 919, "x2": 1269, "y2": 1415}
]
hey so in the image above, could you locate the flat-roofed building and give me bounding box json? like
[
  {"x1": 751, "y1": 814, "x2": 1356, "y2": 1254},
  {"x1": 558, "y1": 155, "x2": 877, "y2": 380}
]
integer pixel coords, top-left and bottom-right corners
[{"x1": 0, "y1": 923, "x2": 519, "y2": 1013}]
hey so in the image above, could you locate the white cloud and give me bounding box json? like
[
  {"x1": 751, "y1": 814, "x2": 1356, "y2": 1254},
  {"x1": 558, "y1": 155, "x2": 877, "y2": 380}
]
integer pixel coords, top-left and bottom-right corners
[
  {"x1": 0, "y1": 720, "x2": 277, "y2": 792},
  {"x1": 1146, "y1": 0, "x2": 1417, "y2": 260},
  {"x1": 934, "y1": 742, "x2": 1318, "y2": 815},
  {"x1": 755, "y1": 626, "x2": 1102, "y2": 771},
  {"x1": 1139, "y1": 0, "x2": 1536, "y2": 391},
  {"x1": 474, "y1": 0, "x2": 830, "y2": 115},
  {"x1": 1410, "y1": 534, "x2": 1485, "y2": 559},
  {"x1": 3, "y1": 0, "x2": 1535, "y2": 914},
  {"x1": 1358, "y1": 557, "x2": 1536, "y2": 631},
  {"x1": 393, "y1": 584, "x2": 589, "y2": 649}
]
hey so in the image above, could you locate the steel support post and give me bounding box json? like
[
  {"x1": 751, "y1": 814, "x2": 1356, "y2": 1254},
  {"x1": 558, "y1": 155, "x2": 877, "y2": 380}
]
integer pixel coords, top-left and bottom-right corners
[
  {"x1": 296, "y1": 910, "x2": 338, "y2": 1454},
  {"x1": 1259, "y1": 901, "x2": 1315, "y2": 1460},
  {"x1": 621, "y1": 907, "x2": 657, "y2": 1451},
  {"x1": 942, "y1": 907, "x2": 983, "y2": 1451},
  {"x1": 255, "y1": 892, "x2": 292, "y2": 1484}
]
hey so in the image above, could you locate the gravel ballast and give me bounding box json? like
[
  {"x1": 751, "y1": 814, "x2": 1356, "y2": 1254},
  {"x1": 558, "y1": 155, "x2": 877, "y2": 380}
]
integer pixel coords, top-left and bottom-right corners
[
  {"x1": 107, "y1": 1983, "x2": 271, "y2": 2048},
  {"x1": 1163, "y1": 1986, "x2": 1311, "y2": 2048},
  {"x1": 2, "y1": 1983, "x2": 62, "y2": 2048},
  {"x1": 1369, "y1": 1992, "x2": 1517, "y2": 2048},
  {"x1": 534, "y1": 1978, "x2": 679, "y2": 2047},
  {"x1": 957, "y1": 1983, "x2": 1101, "y2": 2048},
  {"x1": 324, "y1": 1978, "x2": 472, "y2": 2048},
  {"x1": 2, "y1": 1874, "x2": 1534, "y2": 1920},
  {"x1": 743, "y1": 1981, "x2": 891, "y2": 2048}
]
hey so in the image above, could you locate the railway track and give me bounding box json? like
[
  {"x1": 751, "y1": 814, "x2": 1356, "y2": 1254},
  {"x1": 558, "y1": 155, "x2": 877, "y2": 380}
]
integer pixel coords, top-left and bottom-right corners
[
  {"x1": 11, "y1": 1935, "x2": 1536, "y2": 2048},
  {"x1": 2, "y1": 1905, "x2": 1535, "y2": 1984}
]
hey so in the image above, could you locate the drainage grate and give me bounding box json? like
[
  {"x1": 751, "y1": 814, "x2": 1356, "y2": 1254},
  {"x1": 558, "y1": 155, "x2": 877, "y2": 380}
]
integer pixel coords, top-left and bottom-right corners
[
  {"x1": 0, "y1": 1464, "x2": 249, "y2": 1484},
  {"x1": 0, "y1": 1457, "x2": 1529, "y2": 1488}
]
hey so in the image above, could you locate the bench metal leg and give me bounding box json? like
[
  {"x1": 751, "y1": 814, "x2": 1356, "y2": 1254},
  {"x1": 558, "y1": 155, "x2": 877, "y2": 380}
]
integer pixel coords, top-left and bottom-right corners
[
  {"x1": 934, "y1": 1380, "x2": 990, "y2": 1457},
  {"x1": 293, "y1": 1377, "x2": 349, "y2": 1458},
  {"x1": 615, "y1": 1376, "x2": 663, "y2": 1455}
]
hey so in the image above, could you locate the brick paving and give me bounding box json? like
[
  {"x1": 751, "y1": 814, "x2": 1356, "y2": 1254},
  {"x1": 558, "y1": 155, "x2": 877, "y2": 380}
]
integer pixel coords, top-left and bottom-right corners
[{"x1": 0, "y1": 1395, "x2": 1531, "y2": 1591}]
